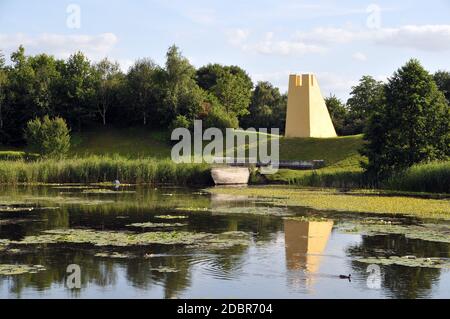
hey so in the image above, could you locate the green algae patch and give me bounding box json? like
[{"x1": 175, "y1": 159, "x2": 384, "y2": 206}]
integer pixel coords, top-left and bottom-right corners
[
  {"x1": 338, "y1": 222, "x2": 450, "y2": 243},
  {"x1": 95, "y1": 252, "x2": 135, "y2": 259},
  {"x1": 13, "y1": 229, "x2": 251, "y2": 249},
  {"x1": 212, "y1": 206, "x2": 292, "y2": 217},
  {"x1": 127, "y1": 222, "x2": 187, "y2": 228},
  {"x1": 283, "y1": 216, "x2": 331, "y2": 222},
  {"x1": 155, "y1": 215, "x2": 189, "y2": 220},
  {"x1": 150, "y1": 266, "x2": 179, "y2": 273},
  {"x1": 208, "y1": 187, "x2": 450, "y2": 219},
  {"x1": 0, "y1": 264, "x2": 46, "y2": 276},
  {"x1": 356, "y1": 256, "x2": 450, "y2": 269}
]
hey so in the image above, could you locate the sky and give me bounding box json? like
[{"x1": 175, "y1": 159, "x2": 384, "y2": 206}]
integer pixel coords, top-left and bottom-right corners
[{"x1": 1, "y1": 0, "x2": 450, "y2": 99}]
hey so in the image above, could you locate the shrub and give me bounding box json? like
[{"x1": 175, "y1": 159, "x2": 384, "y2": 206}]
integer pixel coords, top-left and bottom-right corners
[
  {"x1": 204, "y1": 105, "x2": 238, "y2": 130},
  {"x1": 24, "y1": 116, "x2": 71, "y2": 158},
  {"x1": 170, "y1": 115, "x2": 191, "y2": 132}
]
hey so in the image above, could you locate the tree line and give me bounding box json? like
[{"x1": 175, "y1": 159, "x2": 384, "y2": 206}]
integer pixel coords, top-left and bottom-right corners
[
  {"x1": 0, "y1": 45, "x2": 288, "y2": 145},
  {"x1": 0, "y1": 46, "x2": 449, "y2": 180}
]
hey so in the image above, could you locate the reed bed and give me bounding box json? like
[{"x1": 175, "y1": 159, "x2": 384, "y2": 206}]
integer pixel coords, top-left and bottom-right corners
[{"x1": 0, "y1": 155, "x2": 212, "y2": 185}]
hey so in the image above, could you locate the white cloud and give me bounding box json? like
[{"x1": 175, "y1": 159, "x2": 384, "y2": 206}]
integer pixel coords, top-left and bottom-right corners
[
  {"x1": 297, "y1": 25, "x2": 450, "y2": 51},
  {"x1": 295, "y1": 27, "x2": 363, "y2": 45},
  {"x1": 373, "y1": 25, "x2": 450, "y2": 51},
  {"x1": 352, "y1": 52, "x2": 367, "y2": 62},
  {"x1": 0, "y1": 33, "x2": 118, "y2": 60},
  {"x1": 228, "y1": 30, "x2": 325, "y2": 56},
  {"x1": 232, "y1": 25, "x2": 450, "y2": 56},
  {"x1": 226, "y1": 28, "x2": 250, "y2": 46}
]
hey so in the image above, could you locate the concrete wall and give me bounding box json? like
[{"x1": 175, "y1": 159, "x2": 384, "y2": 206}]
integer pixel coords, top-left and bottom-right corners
[{"x1": 285, "y1": 74, "x2": 337, "y2": 138}]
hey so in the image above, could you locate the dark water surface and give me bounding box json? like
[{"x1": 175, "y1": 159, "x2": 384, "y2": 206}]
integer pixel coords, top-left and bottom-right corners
[{"x1": 0, "y1": 185, "x2": 449, "y2": 299}]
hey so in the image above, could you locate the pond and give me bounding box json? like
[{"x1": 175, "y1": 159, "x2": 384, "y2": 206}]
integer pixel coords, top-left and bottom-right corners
[{"x1": 0, "y1": 185, "x2": 449, "y2": 299}]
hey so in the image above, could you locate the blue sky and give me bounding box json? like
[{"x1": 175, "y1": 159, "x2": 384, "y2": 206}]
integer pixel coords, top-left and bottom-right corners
[{"x1": 1, "y1": 0, "x2": 450, "y2": 99}]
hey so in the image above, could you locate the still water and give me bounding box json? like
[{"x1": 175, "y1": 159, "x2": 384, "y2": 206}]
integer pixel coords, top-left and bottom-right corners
[{"x1": 0, "y1": 185, "x2": 449, "y2": 299}]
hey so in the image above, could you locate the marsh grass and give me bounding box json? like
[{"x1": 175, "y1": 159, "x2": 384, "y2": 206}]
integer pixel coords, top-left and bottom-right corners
[
  {"x1": 0, "y1": 155, "x2": 212, "y2": 185},
  {"x1": 384, "y1": 162, "x2": 450, "y2": 193}
]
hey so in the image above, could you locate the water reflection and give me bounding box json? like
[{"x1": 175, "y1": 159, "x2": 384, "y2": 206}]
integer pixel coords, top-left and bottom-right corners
[
  {"x1": 284, "y1": 219, "x2": 333, "y2": 290},
  {"x1": 0, "y1": 185, "x2": 449, "y2": 298}
]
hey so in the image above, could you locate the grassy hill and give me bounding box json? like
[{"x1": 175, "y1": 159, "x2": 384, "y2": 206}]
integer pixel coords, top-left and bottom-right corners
[{"x1": 1, "y1": 127, "x2": 365, "y2": 169}]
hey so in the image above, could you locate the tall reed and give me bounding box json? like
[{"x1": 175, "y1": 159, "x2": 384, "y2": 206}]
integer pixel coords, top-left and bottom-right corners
[{"x1": 0, "y1": 155, "x2": 212, "y2": 185}]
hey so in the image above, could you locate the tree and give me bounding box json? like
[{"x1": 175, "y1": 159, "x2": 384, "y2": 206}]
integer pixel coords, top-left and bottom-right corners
[
  {"x1": 325, "y1": 95, "x2": 348, "y2": 135},
  {"x1": 434, "y1": 70, "x2": 450, "y2": 103},
  {"x1": 197, "y1": 63, "x2": 253, "y2": 118},
  {"x1": 57, "y1": 52, "x2": 96, "y2": 130},
  {"x1": 0, "y1": 50, "x2": 7, "y2": 130},
  {"x1": 241, "y1": 81, "x2": 286, "y2": 130},
  {"x1": 93, "y1": 58, "x2": 122, "y2": 125},
  {"x1": 346, "y1": 76, "x2": 384, "y2": 134},
  {"x1": 126, "y1": 58, "x2": 163, "y2": 126},
  {"x1": 25, "y1": 116, "x2": 71, "y2": 158},
  {"x1": 160, "y1": 45, "x2": 206, "y2": 124},
  {"x1": 362, "y1": 59, "x2": 450, "y2": 180},
  {"x1": 28, "y1": 54, "x2": 61, "y2": 118}
]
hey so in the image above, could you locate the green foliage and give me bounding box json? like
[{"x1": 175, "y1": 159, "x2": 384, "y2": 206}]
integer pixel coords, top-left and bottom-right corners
[
  {"x1": 434, "y1": 70, "x2": 450, "y2": 103},
  {"x1": 170, "y1": 114, "x2": 191, "y2": 131},
  {"x1": 125, "y1": 58, "x2": 162, "y2": 125},
  {"x1": 362, "y1": 59, "x2": 450, "y2": 180},
  {"x1": 160, "y1": 45, "x2": 206, "y2": 124},
  {"x1": 92, "y1": 58, "x2": 123, "y2": 125},
  {"x1": 241, "y1": 81, "x2": 286, "y2": 130},
  {"x1": 325, "y1": 95, "x2": 348, "y2": 135},
  {"x1": 25, "y1": 116, "x2": 71, "y2": 158},
  {"x1": 204, "y1": 104, "x2": 239, "y2": 130},
  {"x1": 346, "y1": 76, "x2": 384, "y2": 135},
  {"x1": 197, "y1": 63, "x2": 253, "y2": 118}
]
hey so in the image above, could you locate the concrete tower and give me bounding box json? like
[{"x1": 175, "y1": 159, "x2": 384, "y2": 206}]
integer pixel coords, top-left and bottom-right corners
[{"x1": 285, "y1": 74, "x2": 337, "y2": 138}]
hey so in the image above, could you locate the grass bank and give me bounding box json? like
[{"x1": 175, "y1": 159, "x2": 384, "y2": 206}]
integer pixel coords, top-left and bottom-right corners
[
  {"x1": 208, "y1": 186, "x2": 450, "y2": 219},
  {"x1": 0, "y1": 156, "x2": 212, "y2": 185}
]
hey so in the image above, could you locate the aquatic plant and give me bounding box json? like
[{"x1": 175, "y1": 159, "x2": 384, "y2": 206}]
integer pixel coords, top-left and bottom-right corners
[
  {"x1": 356, "y1": 256, "x2": 450, "y2": 269},
  {"x1": 126, "y1": 222, "x2": 187, "y2": 228},
  {"x1": 12, "y1": 229, "x2": 251, "y2": 248},
  {"x1": 0, "y1": 264, "x2": 46, "y2": 276},
  {"x1": 338, "y1": 222, "x2": 450, "y2": 243},
  {"x1": 209, "y1": 187, "x2": 450, "y2": 219},
  {"x1": 155, "y1": 215, "x2": 189, "y2": 220}
]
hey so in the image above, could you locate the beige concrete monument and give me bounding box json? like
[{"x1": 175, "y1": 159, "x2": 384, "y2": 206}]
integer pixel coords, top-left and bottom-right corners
[{"x1": 285, "y1": 74, "x2": 337, "y2": 138}]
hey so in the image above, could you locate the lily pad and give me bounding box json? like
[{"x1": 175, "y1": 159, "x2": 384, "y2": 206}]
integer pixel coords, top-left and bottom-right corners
[
  {"x1": 126, "y1": 222, "x2": 187, "y2": 228},
  {"x1": 150, "y1": 266, "x2": 179, "y2": 273},
  {"x1": 0, "y1": 264, "x2": 46, "y2": 276},
  {"x1": 94, "y1": 252, "x2": 135, "y2": 259},
  {"x1": 155, "y1": 215, "x2": 189, "y2": 220},
  {"x1": 356, "y1": 256, "x2": 450, "y2": 269},
  {"x1": 338, "y1": 222, "x2": 450, "y2": 243},
  {"x1": 212, "y1": 206, "x2": 292, "y2": 217},
  {"x1": 13, "y1": 229, "x2": 251, "y2": 248}
]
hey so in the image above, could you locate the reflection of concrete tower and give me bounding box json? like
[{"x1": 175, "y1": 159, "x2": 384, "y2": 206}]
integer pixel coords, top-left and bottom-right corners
[
  {"x1": 284, "y1": 219, "x2": 333, "y2": 273},
  {"x1": 285, "y1": 74, "x2": 337, "y2": 138}
]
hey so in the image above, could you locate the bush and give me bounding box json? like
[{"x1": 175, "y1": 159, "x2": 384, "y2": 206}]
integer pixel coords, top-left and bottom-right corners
[
  {"x1": 25, "y1": 116, "x2": 71, "y2": 158},
  {"x1": 204, "y1": 105, "x2": 238, "y2": 130},
  {"x1": 170, "y1": 115, "x2": 191, "y2": 132}
]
